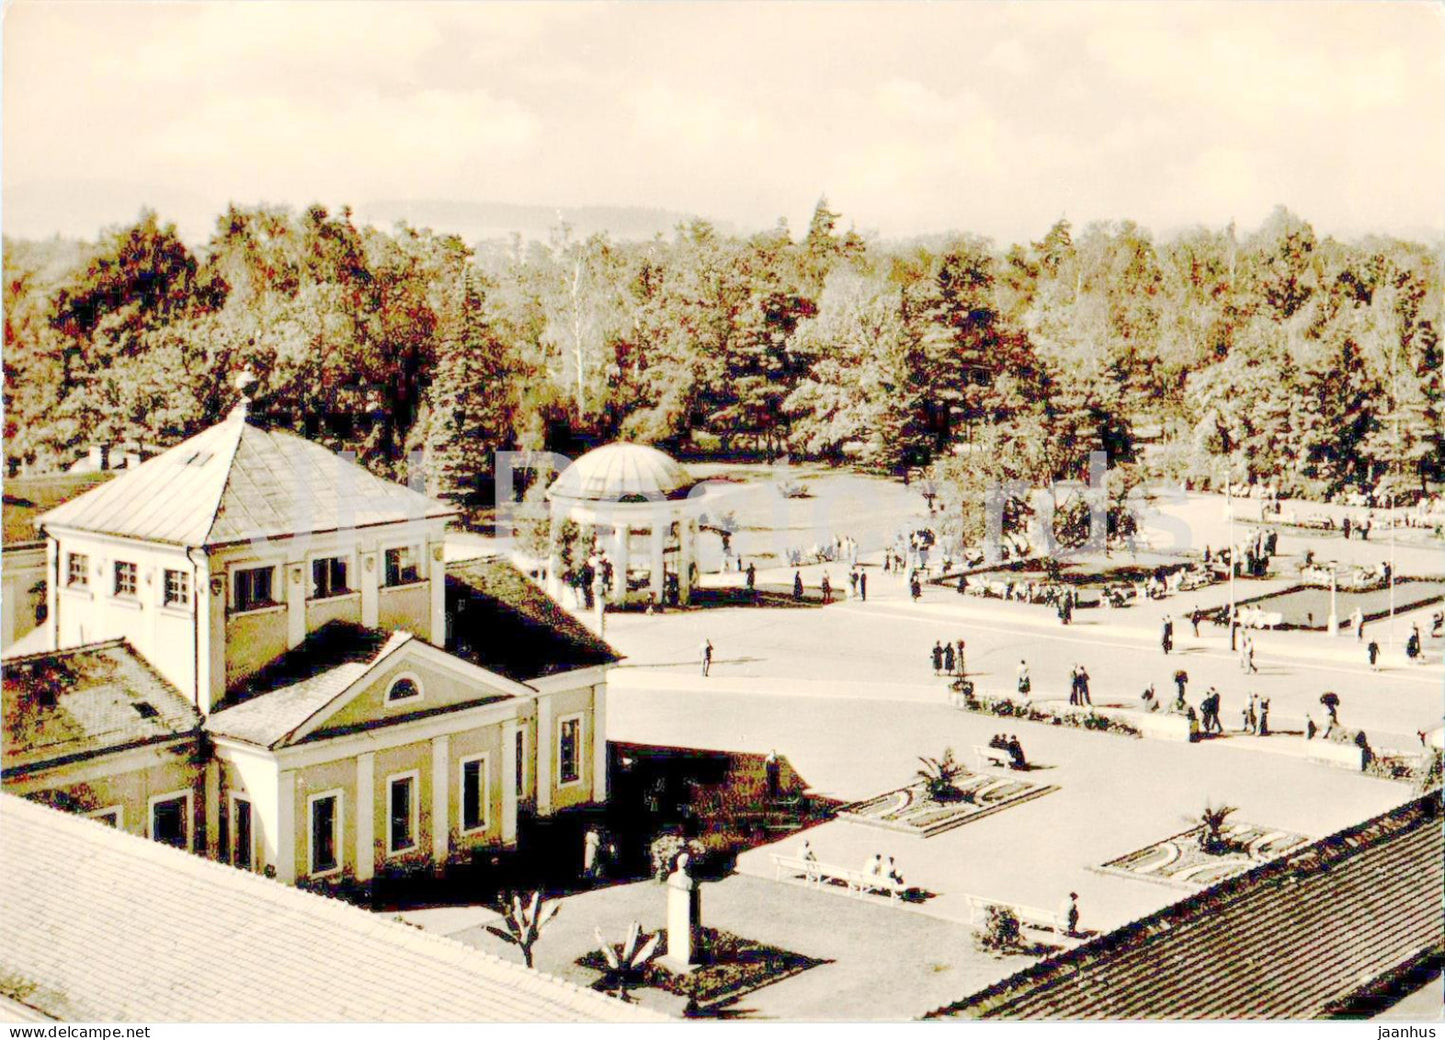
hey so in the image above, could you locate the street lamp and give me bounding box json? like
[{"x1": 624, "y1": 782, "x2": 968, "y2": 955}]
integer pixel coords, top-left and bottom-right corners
[
  {"x1": 1327, "y1": 562, "x2": 1338, "y2": 636},
  {"x1": 1224, "y1": 457, "x2": 1239, "y2": 651}
]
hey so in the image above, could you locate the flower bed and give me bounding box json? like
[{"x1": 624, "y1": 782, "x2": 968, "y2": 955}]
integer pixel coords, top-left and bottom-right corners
[
  {"x1": 955, "y1": 689, "x2": 1142, "y2": 738},
  {"x1": 840, "y1": 776, "x2": 1057, "y2": 838},
  {"x1": 1100, "y1": 822, "x2": 1310, "y2": 889},
  {"x1": 576, "y1": 927, "x2": 822, "y2": 1009}
]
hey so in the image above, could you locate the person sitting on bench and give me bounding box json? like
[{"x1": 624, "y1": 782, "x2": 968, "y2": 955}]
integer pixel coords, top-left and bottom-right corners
[{"x1": 1006, "y1": 734, "x2": 1027, "y2": 770}]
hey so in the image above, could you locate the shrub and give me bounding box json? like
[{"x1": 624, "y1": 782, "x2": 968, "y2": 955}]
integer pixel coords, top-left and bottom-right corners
[
  {"x1": 649, "y1": 833, "x2": 705, "y2": 882},
  {"x1": 975, "y1": 905, "x2": 1022, "y2": 952}
]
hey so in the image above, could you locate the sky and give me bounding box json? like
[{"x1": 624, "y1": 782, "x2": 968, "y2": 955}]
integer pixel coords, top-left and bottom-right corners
[{"x1": 3, "y1": 1, "x2": 1443, "y2": 246}]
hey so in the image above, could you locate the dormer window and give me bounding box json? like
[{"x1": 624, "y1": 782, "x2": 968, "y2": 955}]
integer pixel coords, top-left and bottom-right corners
[
  {"x1": 384, "y1": 546, "x2": 421, "y2": 587},
  {"x1": 234, "y1": 566, "x2": 276, "y2": 612},
  {"x1": 311, "y1": 557, "x2": 350, "y2": 599}
]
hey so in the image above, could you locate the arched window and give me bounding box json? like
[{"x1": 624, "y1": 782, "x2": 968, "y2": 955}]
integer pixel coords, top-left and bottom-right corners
[{"x1": 386, "y1": 676, "x2": 422, "y2": 703}]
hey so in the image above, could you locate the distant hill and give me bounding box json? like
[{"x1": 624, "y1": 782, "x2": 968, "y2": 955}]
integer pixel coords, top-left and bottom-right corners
[{"x1": 356, "y1": 199, "x2": 732, "y2": 243}]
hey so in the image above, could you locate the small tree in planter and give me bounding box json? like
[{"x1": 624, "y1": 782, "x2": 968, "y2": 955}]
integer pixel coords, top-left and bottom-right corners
[
  {"x1": 594, "y1": 921, "x2": 661, "y2": 1002},
  {"x1": 975, "y1": 905, "x2": 1023, "y2": 953},
  {"x1": 485, "y1": 890, "x2": 560, "y2": 969},
  {"x1": 1196, "y1": 804, "x2": 1240, "y2": 855},
  {"x1": 916, "y1": 748, "x2": 970, "y2": 803}
]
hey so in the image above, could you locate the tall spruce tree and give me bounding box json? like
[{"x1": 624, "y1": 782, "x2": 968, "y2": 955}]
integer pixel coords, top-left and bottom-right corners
[{"x1": 424, "y1": 270, "x2": 511, "y2": 509}]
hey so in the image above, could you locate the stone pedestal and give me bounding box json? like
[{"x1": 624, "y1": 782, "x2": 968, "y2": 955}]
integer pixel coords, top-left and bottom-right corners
[{"x1": 660, "y1": 858, "x2": 702, "y2": 973}]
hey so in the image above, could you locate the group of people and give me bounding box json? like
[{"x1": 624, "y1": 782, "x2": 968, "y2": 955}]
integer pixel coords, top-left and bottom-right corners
[
  {"x1": 988, "y1": 732, "x2": 1028, "y2": 770},
  {"x1": 930, "y1": 638, "x2": 968, "y2": 677},
  {"x1": 1068, "y1": 664, "x2": 1092, "y2": 706}
]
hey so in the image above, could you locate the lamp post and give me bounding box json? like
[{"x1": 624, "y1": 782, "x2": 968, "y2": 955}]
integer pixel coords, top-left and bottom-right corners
[
  {"x1": 1327, "y1": 563, "x2": 1338, "y2": 636},
  {"x1": 1225, "y1": 459, "x2": 1239, "y2": 651}
]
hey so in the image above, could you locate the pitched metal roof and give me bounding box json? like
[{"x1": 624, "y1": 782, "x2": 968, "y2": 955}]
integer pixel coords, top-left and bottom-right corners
[
  {"x1": 445, "y1": 556, "x2": 620, "y2": 682},
  {"x1": 2, "y1": 641, "x2": 200, "y2": 776},
  {"x1": 0, "y1": 794, "x2": 667, "y2": 1022},
  {"x1": 929, "y1": 795, "x2": 1445, "y2": 1020},
  {"x1": 205, "y1": 624, "x2": 412, "y2": 748},
  {"x1": 2, "y1": 472, "x2": 115, "y2": 547},
  {"x1": 38, "y1": 406, "x2": 455, "y2": 547}
]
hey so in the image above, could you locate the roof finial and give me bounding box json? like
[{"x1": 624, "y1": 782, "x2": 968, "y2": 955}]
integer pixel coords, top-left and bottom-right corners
[{"x1": 231, "y1": 368, "x2": 259, "y2": 419}]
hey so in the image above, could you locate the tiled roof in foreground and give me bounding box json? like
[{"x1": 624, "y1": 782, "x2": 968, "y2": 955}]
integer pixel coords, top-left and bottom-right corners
[
  {"x1": 0, "y1": 795, "x2": 666, "y2": 1023},
  {"x1": 930, "y1": 795, "x2": 1444, "y2": 1020}
]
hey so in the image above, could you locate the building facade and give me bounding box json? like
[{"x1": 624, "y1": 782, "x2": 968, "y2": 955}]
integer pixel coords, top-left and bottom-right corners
[{"x1": 3, "y1": 399, "x2": 616, "y2": 889}]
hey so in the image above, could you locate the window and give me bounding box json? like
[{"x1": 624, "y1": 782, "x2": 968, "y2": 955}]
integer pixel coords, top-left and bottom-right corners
[
  {"x1": 232, "y1": 796, "x2": 254, "y2": 870},
  {"x1": 558, "y1": 715, "x2": 582, "y2": 786},
  {"x1": 113, "y1": 560, "x2": 137, "y2": 598},
  {"x1": 308, "y1": 791, "x2": 341, "y2": 876},
  {"x1": 387, "y1": 773, "x2": 418, "y2": 854},
  {"x1": 461, "y1": 755, "x2": 488, "y2": 833},
  {"x1": 384, "y1": 546, "x2": 421, "y2": 587},
  {"x1": 67, "y1": 552, "x2": 89, "y2": 588},
  {"x1": 311, "y1": 556, "x2": 349, "y2": 599},
  {"x1": 386, "y1": 675, "x2": 422, "y2": 703},
  {"x1": 234, "y1": 566, "x2": 275, "y2": 612},
  {"x1": 149, "y1": 793, "x2": 190, "y2": 849},
  {"x1": 87, "y1": 806, "x2": 121, "y2": 828},
  {"x1": 164, "y1": 569, "x2": 190, "y2": 607}
]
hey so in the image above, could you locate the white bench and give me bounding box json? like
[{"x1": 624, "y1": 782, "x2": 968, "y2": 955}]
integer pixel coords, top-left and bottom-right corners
[
  {"x1": 770, "y1": 854, "x2": 907, "y2": 902},
  {"x1": 972, "y1": 744, "x2": 1013, "y2": 770},
  {"x1": 964, "y1": 894, "x2": 1080, "y2": 944}
]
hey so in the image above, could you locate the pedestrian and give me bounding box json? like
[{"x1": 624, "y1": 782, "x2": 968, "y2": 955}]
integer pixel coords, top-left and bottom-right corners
[
  {"x1": 1368, "y1": 640, "x2": 1380, "y2": 671},
  {"x1": 931, "y1": 641, "x2": 944, "y2": 675},
  {"x1": 764, "y1": 749, "x2": 781, "y2": 800},
  {"x1": 793, "y1": 570, "x2": 804, "y2": 601},
  {"x1": 1069, "y1": 665, "x2": 1081, "y2": 706},
  {"x1": 1174, "y1": 669, "x2": 1189, "y2": 701},
  {"x1": 1342, "y1": 516, "x2": 1352, "y2": 540},
  {"x1": 746, "y1": 562, "x2": 756, "y2": 598},
  {"x1": 1060, "y1": 892, "x2": 1081, "y2": 937},
  {"x1": 955, "y1": 639, "x2": 966, "y2": 676},
  {"x1": 1320, "y1": 692, "x2": 1340, "y2": 738},
  {"x1": 1306, "y1": 713, "x2": 1318, "y2": 740},
  {"x1": 1407, "y1": 626, "x2": 1422, "y2": 665},
  {"x1": 849, "y1": 569, "x2": 859, "y2": 597},
  {"x1": 1190, "y1": 607, "x2": 1201, "y2": 639},
  {"x1": 942, "y1": 642, "x2": 956, "y2": 675},
  {"x1": 820, "y1": 573, "x2": 832, "y2": 605},
  {"x1": 1006, "y1": 734, "x2": 1027, "y2": 770},
  {"x1": 1161, "y1": 616, "x2": 1173, "y2": 655},
  {"x1": 1258, "y1": 697, "x2": 1271, "y2": 737},
  {"x1": 1017, "y1": 660, "x2": 1031, "y2": 698},
  {"x1": 1245, "y1": 640, "x2": 1258, "y2": 674},
  {"x1": 1077, "y1": 665, "x2": 1092, "y2": 706},
  {"x1": 1352, "y1": 607, "x2": 1364, "y2": 641},
  {"x1": 910, "y1": 574, "x2": 922, "y2": 601},
  {"x1": 701, "y1": 638, "x2": 713, "y2": 677},
  {"x1": 859, "y1": 571, "x2": 867, "y2": 601}
]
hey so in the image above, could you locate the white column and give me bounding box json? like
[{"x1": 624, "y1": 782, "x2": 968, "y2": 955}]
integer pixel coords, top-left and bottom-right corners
[
  {"x1": 431, "y1": 735, "x2": 450, "y2": 866},
  {"x1": 592, "y1": 683, "x2": 608, "y2": 803},
  {"x1": 275, "y1": 769, "x2": 296, "y2": 884},
  {"x1": 204, "y1": 762, "x2": 221, "y2": 859},
  {"x1": 536, "y1": 698, "x2": 554, "y2": 817},
  {"x1": 678, "y1": 517, "x2": 694, "y2": 605},
  {"x1": 612, "y1": 524, "x2": 630, "y2": 605},
  {"x1": 428, "y1": 544, "x2": 446, "y2": 644},
  {"x1": 286, "y1": 563, "x2": 306, "y2": 648},
  {"x1": 356, "y1": 752, "x2": 375, "y2": 882},
  {"x1": 362, "y1": 550, "x2": 381, "y2": 629},
  {"x1": 501, "y1": 720, "x2": 519, "y2": 845},
  {"x1": 649, "y1": 522, "x2": 665, "y2": 602}
]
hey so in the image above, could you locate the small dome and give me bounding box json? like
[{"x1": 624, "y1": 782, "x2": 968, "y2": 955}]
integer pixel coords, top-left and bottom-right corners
[{"x1": 547, "y1": 443, "x2": 694, "y2": 503}]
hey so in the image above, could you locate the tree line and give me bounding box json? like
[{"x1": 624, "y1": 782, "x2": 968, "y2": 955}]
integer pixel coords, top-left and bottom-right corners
[{"x1": 4, "y1": 200, "x2": 1440, "y2": 513}]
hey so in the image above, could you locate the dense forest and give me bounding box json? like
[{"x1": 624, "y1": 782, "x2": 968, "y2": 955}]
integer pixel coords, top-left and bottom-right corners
[{"x1": 3, "y1": 201, "x2": 1441, "y2": 516}]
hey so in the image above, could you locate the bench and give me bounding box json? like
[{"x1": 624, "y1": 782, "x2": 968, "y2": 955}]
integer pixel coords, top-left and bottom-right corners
[
  {"x1": 964, "y1": 894, "x2": 1080, "y2": 944},
  {"x1": 770, "y1": 854, "x2": 908, "y2": 902},
  {"x1": 972, "y1": 744, "x2": 1014, "y2": 770}
]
